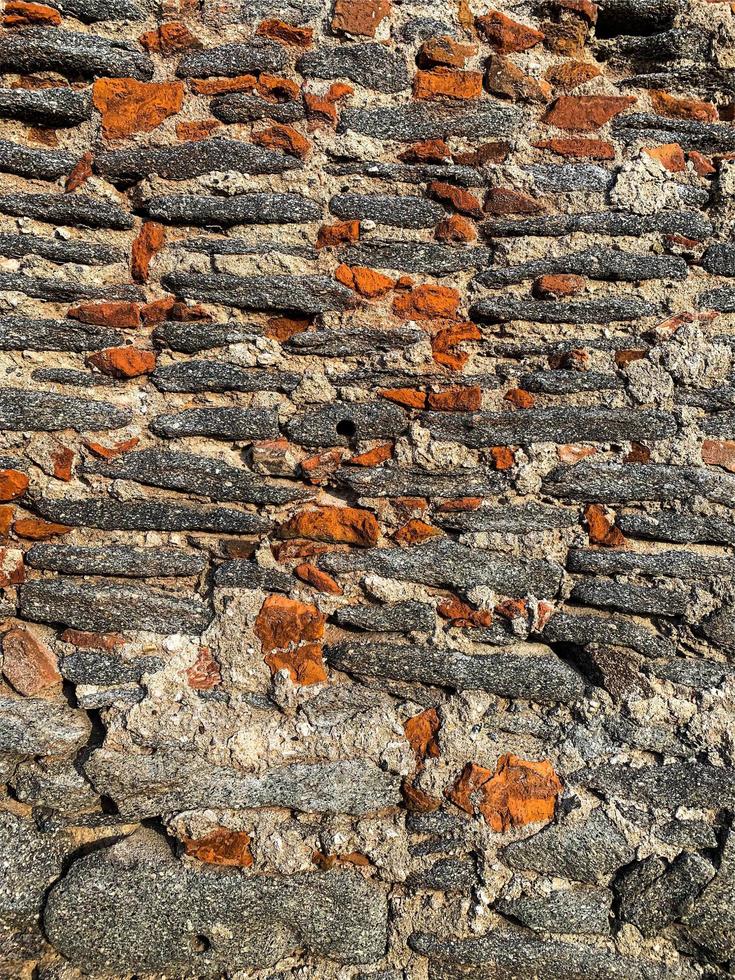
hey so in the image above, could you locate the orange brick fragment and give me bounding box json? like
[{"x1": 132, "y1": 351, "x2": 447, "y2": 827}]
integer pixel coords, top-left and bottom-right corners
[
  {"x1": 505, "y1": 388, "x2": 535, "y2": 409},
  {"x1": 93, "y1": 78, "x2": 184, "y2": 139},
  {"x1": 331, "y1": 0, "x2": 391, "y2": 36},
  {"x1": 435, "y1": 214, "x2": 477, "y2": 242},
  {"x1": 0, "y1": 506, "x2": 13, "y2": 536},
  {"x1": 3, "y1": 0, "x2": 60, "y2": 26},
  {"x1": 335, "y1": 264, "x2": 394, "y2": 297},
  {"x1": 253, "y1": 123, "x2": 311, "y2": 158},
  {"x1": 437, "y1": 596, "x2": 492, "y2": 628},
  {"x1": 428, "y1": 180, "x2": 482, "y2": 217},
  {"x1": 557, "y1": 444, "x2": 596, "y2": 463},
  {"x1": 435, "y1": 497, "x2": 481, "y2": 512},
  {"x1": 256, "y1": 18, "x2": 313, "y2": 45},
  {"x1": 650, "y1": 90, "x2": 717, "y2": 123},
  {"x1": 431, "y1": 321, "x2": 481, "y2": 370},
  {"x1": 393, "y1": 285, "x2": 460, "y2": 320},
  {"x1": 545, "y1": 60, "x2": 601, "y2": 90},
  {"x1": 476, "y1": 10, "x2": 544, "y2": 51},
  {"x1": 404, "y1": 707, "x2": 441, "y2": 762},
  {"x1": 533, "y1": 273, "x2": 586, "y2": 298},
  {"x1": 485, "y1": 54, "x2": 552, "y2": 103},
  {"x1": 317, "y1": 219, "x2": 360, "y2": 248},
  {"x1": 584, "y1": 503, "x2": 625, "y2": 547},
  {"x1": 379, "y1": 387, "x2": 427, "y2": 410},
  {"x1": 643, "y1": 143, "x2": 686, "y2": 172},
  {"x1": 183, "y1": 829, "x2": 253, "y2": 867},
  {"x1": 427, "y1": 386, "x2": 482, "y2": 411},
  {"x1": 490, "y1": 446, "x2": 515, "y2": 470},
  {"x1": 0, "y1": 470, "x2": 29, "y2": 502},
  {"x1": 414, "y1": 68, "x2": 483, "y2": 101},
  {"x1": 419, "y1": 35, "x2": 476, "y2": 68},
  {"x1": 13, "y1": 518, "x2": 71, "y2": 540},
  {"x1": 542, "y1": 95, "x2": 636, "y2": 131},
  {"x1": 301, "y1": 449, "x2": 345, "y2": 484},
  {"x1": 295, "y1": 562, "x2": 343, "y2": 595},
  {"x1": 454, "y1": 141, "x2": 511, "y2": 165},
  {"x1": 2, "y1": 628, "x2": 61, "y2": 696},
  {"x1": 84, "y1": 437, "x2": 139, "y2": 460},
  {"x1": 453, "y1": 754, "x2": 562, "y2": 831},
  {"x1": 255, "y1": 594, "x2": 327, "y2": 685},
  {"x1": 265, "y1": 314, "x2": 311, "y2": 341},
  {"x1": 0, "y1": 547, "x2": 24, "y2": 587},
  {"x1": 485, "y1": 187, "x2": 544, "y2": 216},
  {"x1": 533, "y1": 137, "x2": 615, "y2": 159},
  {"x1": 138, "y1": 21, "x2": 201, "y2": 53},
  {"x1": 176, "y1": 119, "x2": 220, "y2": 141},
  {"x1": 349, "y1": 443, "x2": 393, "y2": 466},
  {"x1": 702, "y1": 438, "x2": 735, "y2": 473},
  {"x1": 131, "y1": 221, "x2": 165, "y2": 283},
  {"x1": 189, "y1": 75, "x2": 257, "y2": 95},
  {"x1": 401, "y1": 779, "x2": 442, "y2": 812},
  {"x1": 60, "y1": 629, "x2": 125, "y2": 650},
  {"x1": 68, "y1": 301, "x2": 141, "y2": 329},
  {"x1": 49, "y1": 445, "x2": 74, "y2": 481},
  {"x1": 394, "y1": 519, "x2": 442, "y2": 545},
  {"x1": 186, "y1": 646, "x2": 221, "y2": 690},
  {"x1": 65, "y1": 151, "x2": 93, "y2": 192},
  {"x1": 86, "y1": 347, "x2": 156, "y2": 379},
  {"x1": 688, "y1": 150, "x2": 716, "y2": 176},
  {"x1": 398, "y1": 139, "x2": 451, "y2": 163},
  {"x1": 279, "y1": 505, "x2": 380, "y2": 546}
]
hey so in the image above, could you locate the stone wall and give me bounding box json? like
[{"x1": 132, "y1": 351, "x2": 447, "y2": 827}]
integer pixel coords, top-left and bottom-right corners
[{"x1": 1, "y1": 0, "x2": 735, "y2": 976}]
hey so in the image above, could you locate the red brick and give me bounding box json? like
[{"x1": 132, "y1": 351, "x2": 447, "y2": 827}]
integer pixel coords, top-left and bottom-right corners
[
  {"x1": 418, "y1": 35, "x2": 477, "y2": 68},
  {"x1": 13, "y1": 517, "x2": 71, "y2": 540},
  {"x1": 2, "y1": 628, "x2": 61, "y2": 696},
  {"x1": 93, "y1": 78, "x2": 184, "y2": 139},
  {"x1": 294, "y1": 562, "x2": 343, "y2": 594},
  {"x1": 533, "y1": 273, "x2": 586, "y2": 298},
  {"x1": 584, "y1": 503, "x2": 625, "y2": 547},
  {"x1": 255, "y1": 594, "x2": 327, "y2": 685},
  {"x1": 505, "y1": 388, "x2": 535, "y2": 409},
  {"x1": 434, "y1": 213, "x2": 477, "y2": 242},
  {"x1": 86, "y1": 347, "x2": 156, "y2": 379},
  {"x1": 68, "y1": 301, "x2": 141, "y2": 328},
  {"x1": 185, "y1": 647, "x2": 221, "y2": 690},
  {"x1": 643, "y1": 143, "x2": 686, "y2": 172},
  {"x1": 485, "y1": 187, "x2": 545, "y2": 215},
  {"x1": 427, "y1": 386, "x2": 482, "y2": 411},
  {"x1": 317, "y1": 219, "x2": 360, "y2": 248},
  {"x1": 533, "y1": 137, "x2": 615, "y2": 159},
  {"x1": 252, "y1": 123, "x2": 311, "y2": 158},
  {"x1": 65, "y1": 151, "x2": 93, "y2": 192},
  {"x1": 379, "y1": 387, "x2": 427, "y2": 410},
  {"x1": 131, "y1": 221, "x2": 165, "y2": 283},
  {"x1": 0, "y1": 470, "x2": 28, "y2": 502},
  {"x1": 398, "y1": 139, "x2": 451, "y2": 163},
  {"x1": 393, "y1": 285, "x2": 460, "y2": 320},
  {"x1": 428, "y1": 180, "x2": 483, "y2": 217},
  {"x1": 334, "y1": 264, "x2": 394, "y2": 297},
  {"x1": 413, "y1": 68, "x2": 483, "y2": 101},
  {"x1": 183, "y1": 829, "x2": 253, "y2": 867},
  {"x1": 542, "y1": 95, "x2": 637, "y2": 131},
  {"x1": 331, "y1": 0, "x2": 391, "y2": 36},
  {"x1": 3, "y1": 0, "x2": 60, "y2": 26},
  {"x1": 279, "y1": 505, "x2": 380, "y2": 546},
  {"x1": 394, "y1": 518, "x2": 443, "y2": 545},
  {"x1": 650, "y1": 90, "x2": 718, "y2": 122},
  {"x1": 404, "y1": 708, "x2": 441, "y2": 762},
  {"x1": 476, "y1": 10, "x2": 544, "y2": 51},
  {"x1": 256, "y1": 18, "x2": 313, "y2": 45},
  {"x1": 138, "y1": 21, "x2": 201, "y2": 53}
]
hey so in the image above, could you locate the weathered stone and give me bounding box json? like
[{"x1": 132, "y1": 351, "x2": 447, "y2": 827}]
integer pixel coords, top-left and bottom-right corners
[
  {"x1": 327, "y1": 160, "x2": 482, "y2": 187},
  {"x1": 698, "y1": 287, "x2": 735, "y2": 314},
  {"x1": 31, "y1": 496, "x2": 269, "y2": 534},
  {"x1": 681, "y1": 826, "x2": 735, "y2": 962},
  {"x1": 0, "y1": 316, "x2": 121, "y2": 352},
  {"x1": 0, "y1": 193, "x2": 132, "y2": 229},
  {"x1": 177, "y1": 41, "x2": 287, "y2": 77},
  {"x1": 647, "y1": 658, "x2": 730, "y2": 690},
  {"x1": 570, "y1": 579, "x2": 688, "y2": 617},
  {"x1": 0, "y1": 388, "x2": 130, "y2": 431},
  {"x1": 162, "y1": 272, "x2": 356, "y2": 313},
  {"x1": 44, "y1": 0, "x2": 144, "y2": 20},
  {"x1": 286, "y1": 402, "x2": 408, "y2": 447},
  {"x1": 214, "y1": 561, "x2": 293, "y2": 591},
  {"x1": 0, "y1": 233, "x2": 123, "y2": 266},
  {"x1": 19, "y1": 578, "x2": 213, "y2": 634},
  {"x1": 326, "y1": 641, "x2": 583, "y2": 703},
  {"x1": 603, "y1": 716, "x2": 688, "y2": 756},
  {"x1": 471, "y1": 295, "x2": 660, "y2": 324},
  {"x1": 150, "y1": 408, "x2": 278, "y2": 441},
  {"x1": 0, "y1": 87, "x2": 91, "y2": 127},
  {"x1": 436, "y1": 505, "x2": 577, "y2": 534},
  {"x1": 329, "y1": 194, "x2": 444, "y2": 229},
  {"x1": 520, "y1": 370, "x2": 621, "y2": 394},
  {"x1": 30, "y1": 368, "x2": 115, "y2": 388},
  {"x1": 474, "y1": 248, "x2": 687, "y2": 287},
  {"x1": 496, "y1": 888, "x2": 612, "y2": 935},
  {"x1": 524, "y1": 163, "x2": 614, "y2": 193},
  {"x1": 0, "y1": 28, "x2": 153, "y2": 79},
  {"x1": 0, "y1": 140, "x2": 73, "y2": 181},
  {"x1": 544, "y1": 462, "x2": 735, "y2": 506},
  {"x1": 596, "y1": 0, "x2": 679, "y2": 36},
  {"x1": 61, "y1": 650, "x2": 163, "y2": 686},
  {"x1": 147, "y1": 193, "x2": 320, "y2": 227},
  {"x1": 407, "y1": 857, "x2": 477, "y2": 892},
  {"x1": 211, "y1": 92, "x2": 305, "y2": 124},
  {"x1": 0, "y1": 697, "x2": 91, "y2": 757},
  {"x1": 95, "y1": 138, "x2": 300, "y2": 181},
  {"x1": 339, "y1": 240, "x2": 493, "y2": 274},
  {"x1": 176, "y1": 238, "x2": 317, "y2": 259},
  {"x1": 341, "y1": 101, "x2": 523, "y2": 141},
  {"x1": 85, "y1": 449, "x2": 305, "y2": 505},
  {"x1": 543, "y1": 612, "x2": 674, "y2": 658},
  {"x1": 654, "y1": 819, "x2": 718, "y2": 851},
  {"x1": 618, "y1": 853, "x2": 714, "y2": 937},
  {"x1": 335, "y1": 601, "x2": 435, "y2": 634},
  {"x1": 583, "y1": 762, "x2": 735, "y2": 809},
  {"x1": 152, "y1": 360, "x2": 299, "y2": 393},
  {"x1": 567, "y1": 546, "x2": 735, "y2": 579},
  {"x1": 482, "y1": 209, "x2": 712, "y2": 239},
  {"x1": 504, "y1": 809, "x2": 633, "y2": 882},
  {"x1": 298, "y1": 44, "x2": 408, "y2": 93},
  {"x1": 0, "y1": 272, "x2": 141, "y2": 303},
  {"x1": 422, "y1": 408, "x2": 675, "y2": 446},
  {"x1": 287, "y1": 326, "x2": 422, "y2": 357},
  {"x1": 700, "y1": 606, "x2": 735, "y2": 654},
  {"x1": 613, "y1": 113, "x2": 735, "y2": 154},
  {"x1": 153, "y1": 321, "x2": 262, "y2": 353},
  {"x1": 25, "y1": 544, "x2": 206, "y2": 578}
]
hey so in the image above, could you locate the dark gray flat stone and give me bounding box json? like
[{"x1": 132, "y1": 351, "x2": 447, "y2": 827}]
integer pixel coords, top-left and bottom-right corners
[
  {"x1": 338, "y1": 240, "x2": 493, "y2": 274},
  {"x1": 334, "y1": 601, "x2": 435, "y2": 634},
  {"x1": 341, "y1": 102, "x2": 523, "y2": 141},
  {"x1": 0, "y1": 87, "x2": 91, "y2": 127},
  {"x1": 329, "y1": 193, "x2": 444, "y2": 229},
  {"x1": 150, "y1": 407, "x2": 278, "y2": 441},
  {"x1": 543, "y1": 612, "x2": 674, "y2": 658},
  {"x1": 0, "y1": 140, "x2": 76, "y2": 180},
  {"x1": 582, "y1": 761, "x2": 735, "y2": 808},
  {"x1": 0, "y1": 388, "x2": 130, "y2": 431},
  {"x1": 298, "y1": 43, "x2": 408, "y2": 93},
  {"x1": 482, "y1": 209, "x2": 712, "y2": 240},
  {"x1": 0, "y1": 233, "x2": 122, "y2": 266},
  {"x1": 96, "y1": 138, "x2": 300, "y2": 181},
  {"x1": 567, "y1": 546, "x2": 735, "y2": 579},
  {"x1": 544, "y1": 462, "x2": 735, "y2": 506},
  {"x1": 496, "y1": 888, "x2": 612, "y2": 935},
  {"x1": 162, "y1": 272, "x2": 356, "y2": 313},
  {"x1": 474, "y1": 249, "x2": 687, "y2": 287},
  {"x1": 177, "y1": 40, "x2": 287, "y2": 77},
  {"x1": 0, "y1": 316, "x2": 122, "y2": 352},
  {"x1": 147, "y1": 193, "x2": 320, "y2": 227},
  {"x1": 286, "y1": 402, "x2": 408, "y2": 447},
  {"x1": 0, "y1": 698, "x2": 91, "y2": 758},
  {"x1": 0, "y1": 194, "x2": 132, "y2": 230},
  {"x1": 211, "y1": 92, "x2": 306, "y2": 124},
  {"x1": 25, "y1": 544, "x2": 206, "y2": 578},
  {"x1": 570, "y1": 579, "x2": 688, "y2": 618},
  {"x1": 336, "y1": 465, "x2": 503, "y2": 498},
  {"x1": 152, "y1": 360, "x2": 299, "y2": 393},
  {"x1": 214, "y1": 561, "x2": 293, "y2": 591},
  {"x1": 470, "y1": 296, "x2": 661, "y2": 324},
  {"x1": 0, "y1": 28, "x2": 153, "y2": 80},
  {"x1": 153, "y1": 321, "x2": 263, "y2": 353},
  {"x1": 286, "y1": 326, "x2": 423, "y2": 358}
]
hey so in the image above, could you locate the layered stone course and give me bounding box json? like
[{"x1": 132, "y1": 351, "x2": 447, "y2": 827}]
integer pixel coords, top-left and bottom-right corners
[{"x1": 0, "y1": 0, "x2": 735, "y2": 977}]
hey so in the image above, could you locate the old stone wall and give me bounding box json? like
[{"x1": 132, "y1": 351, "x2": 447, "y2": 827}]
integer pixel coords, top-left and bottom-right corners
[{"x1": 1, "y1": 0, "x2": 735, "y2": 976}]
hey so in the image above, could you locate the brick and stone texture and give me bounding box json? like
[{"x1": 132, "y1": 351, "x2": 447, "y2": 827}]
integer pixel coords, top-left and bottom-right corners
[{"x1": 2, "y1": 0, "x2": 735, "y2": 977}]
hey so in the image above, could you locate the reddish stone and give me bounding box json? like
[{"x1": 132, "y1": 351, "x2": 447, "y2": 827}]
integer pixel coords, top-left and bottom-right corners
[
  {"x1": 435, "y1": 214, "x2": 477, "y2": 242},
  {"x1": 702, "y1": 438, "x2": 735, "y2": 473},
  {"x1": 688, "y1": 150, "x2": 716, "y2": 176},
  {"x1": 68, "y1": 301, "x2": 141, "y2": 328},
  {"x1": 0, "y1": 548, "x2": 24, "y2": 587},
  {"x1": 398, "y1": 139, "x2": 451, "y2": 163},
  {"x1": 448, "y1": 755, "x2": 562, "y2": 831},
  {"x1": 300, "y1": 449, "x2": 345, "y2": 484},
  {"x1": 476, "y1": 10, "x2": 545, "y2": 51},
  {"x1": 254, "y1": 594, "x2": 327, "y2": 685},
  {"x1": 2, "y1": 628, "x2": 61, "y2": 696},
  {"x1": 334, "y1": 264, "x2": 394, "y2": 297},
  {"x1": 401, "y1": 779, "x2": 442, "y2": 812},
  {"x1": 176, "y1": 119, "x2": 221, "y2": 141},
  {"x1": 0, "y1": 470, "x2": 29, "y2": 502},
  {"x1": 545, "y1": 60, "x2": 601, "y2": 90},
  {"x1": 86, "y1": 347, "x2": 156, "y2": 379},
  {"x1": 93, "y1": 78, "x2": 184, "y2": 139},
  {"x1": 139, "y1": 21, "x2": 201, "y2": 53},
  {"x1": 265, "y1": 314, "x2": 311, "y2": 341},
  {"x1": 541, "y1": 17, "x2": 588, "y2": 55},
  {"x1": 185, "y1": 646, "x2": 221, "y2": 690},
  {"x1": 614, "y1": 349, "x2": 647, "y2": 366},
  {"x1": 279, "y1": 505, "x2": 380, "y2": 546},
  {"x1": 84, "y1": 437, "x2": 139, "y2": 460},
  {"x1": 317, "y1": 219, "x2": 360, "y2": 248},
  {"x1": 453, "y1": 141, "x2": 511, "y2": 165},
  {"x1": 505, "y1": 388, "x2": 535, "y2": 408},
  {"x1": 643, "y1": 143, "x2": 686, "y2": 172},
  {"x1": 349, "y1": 444, "x2": 394, "y2": 466},
  {"x1": 65, "y1": 151, "x2": 93, "y2": 192},
  {"x1": 584, "y1": 503, "x2": 625, "y2": 547},
  {"x1": 13, "y1": 517, "x2": 71, "y2": 540},
  {"x1": 557, "y1": 444, "x2": 596, "y2": 463},
  {"x1": 650, "y1": 90, "x2": 717, "y2": 122},
  {"x1": 485, "y1": 55, "x2": 552, "y2": 103},
  {"x1": 259, "y1": 74, "x2": 303, "y2": 102},
  {"x1": 50, "y1": 445, "x2": 74, "y2": 481},
  {"x1": 28, "y1": 125, "x2": 60, "y2": 147},
  {"x1": 428, "y1": 180, "x2": 483, "y2": 217},
  {"x1": 183, "y1": 829, "x2": 253, "y2": 867},
  {"x1": 252, "y1": 123, "x2": 311, "y2": 159},
  {"x1": 431, "y1": 321, "x2": 481, "y2": 370},
  {"x1": 427, "y1": 386, "x2": 482, "y2": 411},
  {"x1": 189, "y1": 74, "x2": 258, "y2": 95},
  {"x1": 60, "y1": 629, "x2": 125, "y2": 650},
  {"x1": 393, "y1": 285, "x2": 460, "y2": 320},
  {"x1": 533, "y1": 136, "x2": 615, "y2": 158},
  {"x1": 0, "y1": 506, "x2": 13, "y2": 536},
  {"x1": 495, "y1": 598, "x2": 528, "y2": 621},
  {"x1": 419, "y1": 35, "x2": 476, "y2": 68},
  {"x1": 542, "y1": 95, "x2": 637, "y2": 131},
  {"x1": 256, "y1": 18, "x2": 313, "y2": 45},
  {"x1": 624, "y1": 442, "x2": 651, "y2": 463},
  {"x1": 394, "y1": 519, "x2": 442, "y2": 545},
  {"x1": 490, "y1": 446, "x2": 515, "y2": 470},
  {"x1": 413, "y1": 68, "x2": 483, "y2": 101},
  {"x1": 533, "y1": 273, "x2": 586, "y2": 298},
  {"x1": 437, "y1": 596, "x2": 493, "y2": 628},
  {"x1": 434, "y1": 497, "x2": 482, "y2": 512},
  {"x1": 404, "y1": 707, "x2": 441, "y2": 762},
  {"x1": 294, "y1": 562, "x2": 343, "y2": 595},
  {"x1": 379, "y1": 387, "x2": 427, "y2": 410},
  {"x1": 3, "y1": 0, "x2": 61, "y2": 26},
  {"x1": 549, "y1": 348, "x2": 588, "y2": 370},
  {"x1": 331, "y1": 0, "x2": 391, "y2": 36},
  {"x1": 131, "y1": 221, "x2": 165, "y2": 283},
  {"x1": 485, "y1": 187, "x2": 544, "y2": 216}
]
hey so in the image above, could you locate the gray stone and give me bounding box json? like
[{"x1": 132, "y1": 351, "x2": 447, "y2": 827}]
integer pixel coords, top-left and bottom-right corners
[
  {"x1": 543, "y1": 612, "x2": 674, "y2": 658},
  {"x1": 61, "y1": 651, "x2": 164, "y2": 686},
  {"x1": 175, "y1": 238, "x2": 317, "y2": 259},
  {"x1": 329, "y1": 194, "x2": 444, "y2": 229},
  {"x1": 162, "y1": 272, "x2": 356, "y2": 313},
  {"x1": 496, "y1": 888, "x2": 612, "y2": 935},
  {"x1": 596, "y1": 0, "x2": 679, "y2": 35},
  {"x1": 45, "y1": 0, "x2": 144, "y2": 20},
  {"x1": 0, "y1": 697, "x2": 91, "y2": 757},
  {"x1": 31, "y1": 368, "x2": 115, "y2": 388},
  {"x1": 31, "y1": 496, "x2": 269, "y2": 534},
  {"x1": 520, "y1": 370, "x2": 622, "y2": 394},
  {"x1": 603, "y1": 716, "x2": 688, "y2": 756},
  {"x1": 618, "y1": 853, "x2": 714, "y2": 937},
  {"x1": 177, "y1": 40, "x2": 287, "y2": 77},
  {"x1": 0, "y1": 388, "x2": 130, "y2": 431},
  {"x1": 286, "y1": 402, "x2": 409, "y2": 447},
  {"x1": 44, "y1": 835, "x2": 388, "y2": 972},
  {"x1": 598, "y1": 30, "x2": 706, "y2": 64},
  {"x1": 341, "y1": 102, "x2": 523, "y2": 141},
  {"x1": 470, "y1": 296, "x2": 660, "y2": 324},
  {"x1": 544, "y1": 462, "x2": 735, "y2": 506},
  {"x1": 474, "y1": 248, "x2": 687, "y2": 287},
  {"x1": 326, "y1": 641, "x2": 583, "y2": 703},
  {"x1": 702, "y1": 243, "x2": 735, "y2": 277},
  {"x1": 327, "y1": 161, "x2": 483, "y2": 188},
  {"x1": 10, "y1": 758, "x2": 99, "y2": 814},
  {"x1": 524, "y1": 163, "x2": 615, "y2": 193},
  {"x1": 214, "y1": 561, "x2": 293, "y2": 591},
  {"x1": 422, "y1": 408, "x2": 676, "y2": 446},
  {"x1": 150, "y1": 407, "x2": 278, "y2": 441},
  {"x1": 653, "y1": 819, "x2": 718, "y2": 850},
  {"x1": 335, "y1": 465, "x2": 503, "y2": 498},
  {"x1": 570, "y1": 579, "x2": 688, "y2": 618},
  {"x1": 0, "y1": 317, "x2": 122, "y2": 352},
  {"x1": 504, "y1": 809, "x2": 633, "y2": 882},
  {"x1": 482, "y1": 209, "x2": 712, "y2": 240},
  {"x1": 334, "y1": 601, "x2": 435, "y2": 634},
  {"x1": 321, "y1": 539, "x2": 563, "y2": 599},
  {"x1": 85, "y1": 749, "x2": 401, "y2": 818},
  {"x1": 681, "y1": 826, "x2": 735, "y2": 961},
  {"x1": 153, "y1": 321, "x2": 262, "y2": 353},
  {"x1": 567, "y1": 546, "x2": 735, "y2": 579},
  {"x1": 618, "y1": 510, "x2": 735, "y2": 546},
  {"x1": 286, "y1": 327, "x2": 423, "y2": 358},
  {"x1": 0, "y1": 141, "x2": 77, "y2": 180},
  {"x1": 0, "y1": 272, "x2": 141, "y2": 303},
  {"x1": 0, "y1": 233, "x2": 122, "y2": 266},
  {"x1": 700, "y1": 409, "x2": 735, "y2": 437},
  {"x1": 436, "y1": 505, "x2": 578, "y2": 534},
  {"x1": 698, "y1": 287, "x2": 735, "y2": 313},
  {"x1": 700, "y1": 605, "x2": 735, "y2": 654},
  {"x1": 337, "y1": 240, "x2": 493, "y2": 274},
  {"x1": 147, "y1": 193, "x2": 320, "y2": 227},
  {"x1": 582, "y1": 761, "x2": 735, "y2": 808},
  {"x1": 0, "y1": 87, "x2": 91, "y2": 127},
  {"x1": 211, "y1": 92, "x2": 306, "y2": 124},
  {"x1": 19, "y1": 578, "x2": 213, "y2": 635},
  {"x1": 646, "y1": 658, "x2": 730, "y2": 690},
  {"x1": 613, "y1": 113, "x2": 735, "y2": 154},
  {"x1": 0, "y1": 28, "x2": 153, "y2": 79},
  {"x1": 0, "y1": 194, "x2": 132, "y2": 230},
  {"x1": 152, "y1": 360, "x2": 300, "y2": 393},
  {"x1": 96, "y1": 138, "x2": 300, "y2": 181},
  {"x1": 25, "y1": 544, "x2": 206, "y2": 578},
  {"x1": 407, "y1": 857, "x2": 477, "y2": 892},
  {"x1": 298, "y1": 44, "x2": 409, "y2": 93}
]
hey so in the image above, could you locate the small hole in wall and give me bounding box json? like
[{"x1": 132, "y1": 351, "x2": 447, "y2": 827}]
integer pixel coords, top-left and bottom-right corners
[
  {"x1": 191, "y1": 935, "x2": 211, "y2": 953},
  {"x1": 336, "y1": 418, "x2": 357, "y2": 438}
]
